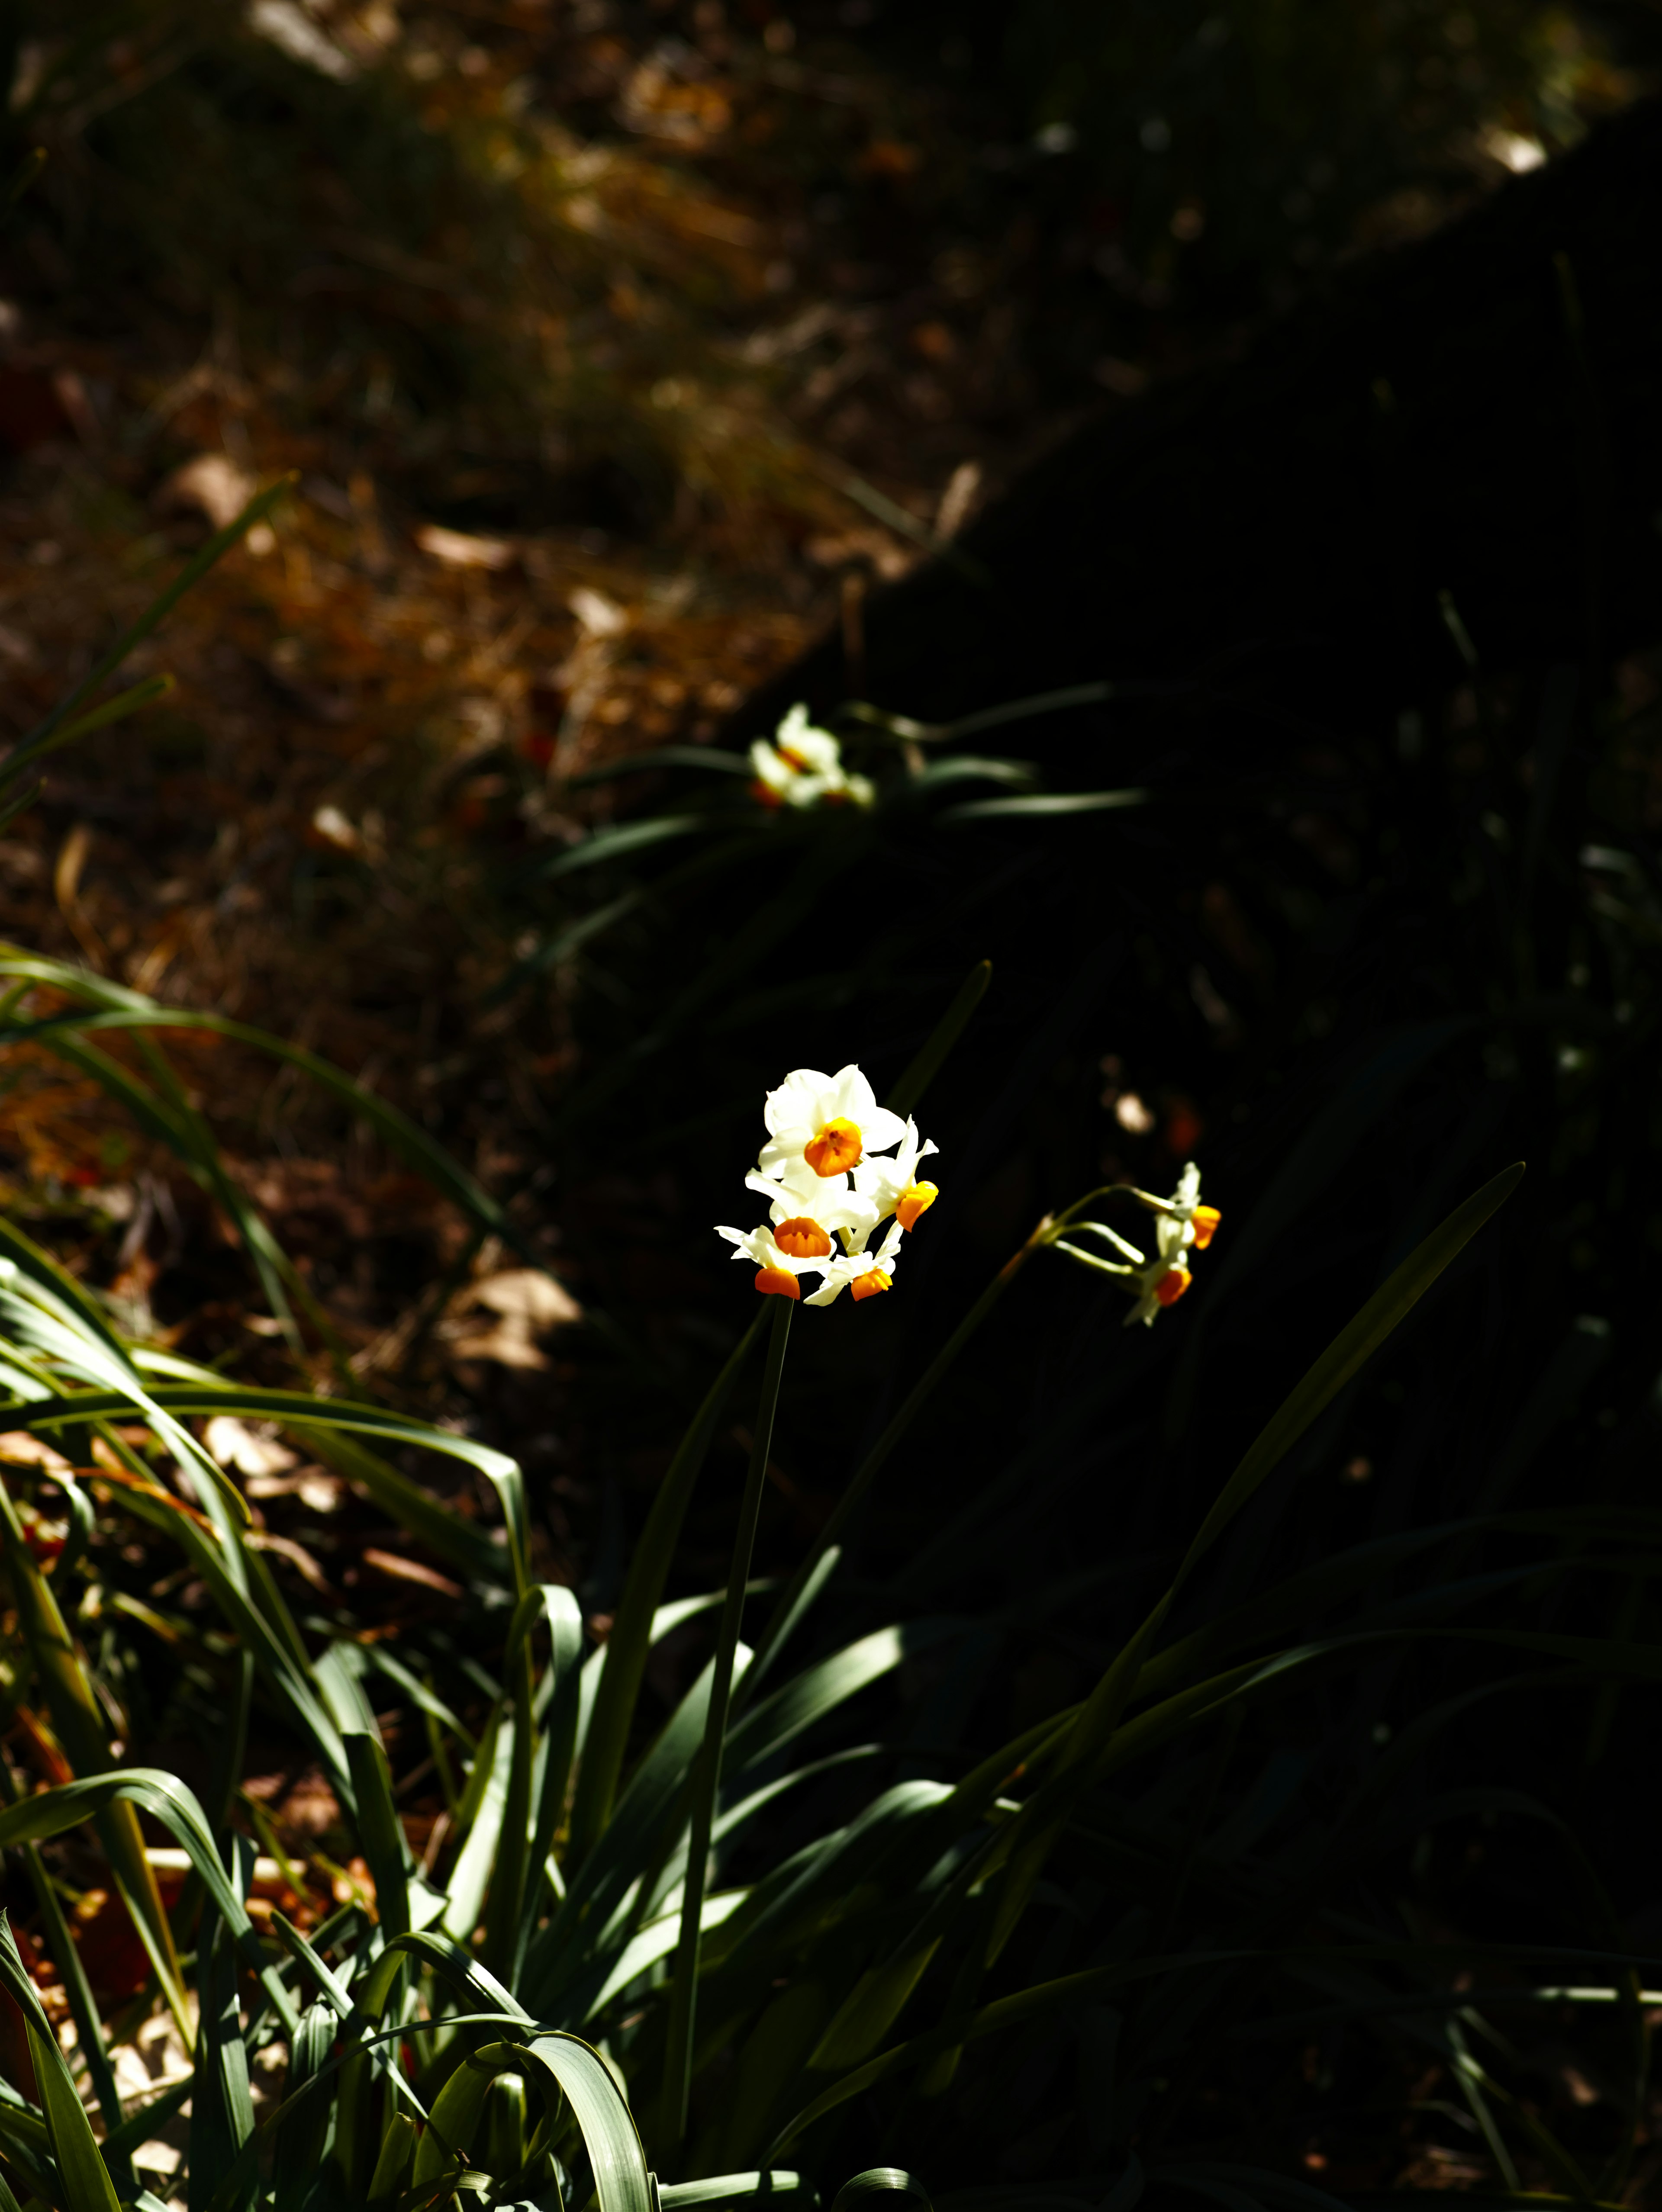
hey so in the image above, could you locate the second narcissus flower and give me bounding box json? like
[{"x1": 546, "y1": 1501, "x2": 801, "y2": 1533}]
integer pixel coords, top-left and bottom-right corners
[
  {"x1": 714, "y1": 1222, "x2": 825, "y2": 1301},
  {"x1": 804, "y1": 1220, "x2": 905, "y2": 1306},
  {"x1": 1047, "y1": 1161, "x2": 1221, "y2": 1327}
]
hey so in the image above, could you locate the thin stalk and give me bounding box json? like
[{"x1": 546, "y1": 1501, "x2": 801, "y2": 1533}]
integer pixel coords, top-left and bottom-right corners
[
  {"x1": 6, "y1": 481, "x2": 292, "y2": 767},
  {"x1": 661, "y1": 1296, "x2": 793, "y2": 2157},
  {"x1": 568, "y1": 1307, "x2": 766, "y2": 1864},
  {"x1": 741, "y1": 1224, "x2": 1045, "y2": 1703}
]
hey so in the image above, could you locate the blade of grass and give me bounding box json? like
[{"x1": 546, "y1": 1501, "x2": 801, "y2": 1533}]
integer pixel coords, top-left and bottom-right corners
[
  {"x1": 6, "y1": 480, "x2": 293, "y2": 770},
  {"x1": 662, "y1": 1299, "x2": 792, "y2": 2155},
  {"x1": 570, "y1": 1309, "x2": 766, "y2": 1863},
  {"x1": 0, "y1": 1915, "x2": 121, "y2": 2212}
]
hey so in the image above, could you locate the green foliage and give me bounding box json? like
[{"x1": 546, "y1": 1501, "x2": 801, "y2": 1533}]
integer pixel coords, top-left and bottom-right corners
[
  {"x1": 3, "y1": 129, "x2": 1660, "y2": 2212},
  {"x1": 3, "y1": 1087, "x2": 1655, "y2": 2212}
]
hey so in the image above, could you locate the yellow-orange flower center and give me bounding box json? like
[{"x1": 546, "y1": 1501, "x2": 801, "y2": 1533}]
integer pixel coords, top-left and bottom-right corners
[
  {"x1": 750, "y1": 779, "x2": 785, "y2": 811},
  {"x1": 777, "y1": 745, "x2": 812, "y2": 772},
  {"x1": 755, "y1": 1266, "x2": 802, "y2": 1300},
  {"x1": 850, "y1": 1269, "x2": 891, "y2": 1302},
  {"x1": 895, "y1": 1180, "x2": 938, "y2": 1232},
  {"x1": 774, "y1": 1217, "x2": 832, "y2": 1260},
  {"x1": 1154, "y1": 1266, "x2": 1192, "y2": 1308},
  {"x1": 803, "y1": 1117, "x2": 863, "y2": 1177},
  {"x1": 1189, "y1": 1206, "x2": 1221, "y2": 1250}
]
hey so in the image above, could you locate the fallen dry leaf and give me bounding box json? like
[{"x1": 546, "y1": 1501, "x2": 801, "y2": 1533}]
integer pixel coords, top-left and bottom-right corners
[
  {"x1": 416, "y1": 522, "x2": 514, "y2": 570},
  {"x1": 0, "y1": 1430, "x2": 72, "y2": 1471},
  {"x1": 205, "y1": 1415, "x2": 300, "y2": 1477},
  {"x1": 471, "y1": 1268, "x2": 583, "y2": 1326},
  {"x1": 155, "y1": 452, "x2": 257, "y2": 531},
  {"x1": 361, "y1": 1546, "x2": 463, "y2": 1598}
]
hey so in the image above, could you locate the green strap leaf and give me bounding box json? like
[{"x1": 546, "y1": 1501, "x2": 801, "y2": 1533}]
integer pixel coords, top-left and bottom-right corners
[
  {"x1": 886, "y1": 959, "x2": 991, "y2": 1118},
  {"x1": 658, "y1": 2173, "x2": 807, "y2": 2209},
  {"x1": 1174, "y1": 1160, "x2": 1527, "y2": 1589},
  {"x1": 0, "y1": 1913, "x2": 121, "y2": 2212},
  {"x1": 831, "y1": 2174, "x2": 934, "y2": 2212},
  {"x1": 0, "y1": 1774, "x2": 298, "y2": 2032},
  {"x1": 520, "y1": 2034, "x2": 655, "y2": 2212},
  {"x1": 345, "y1": 1730, "x2": 413, "y2": 1940},
  {"x1": 570, "y1": 1310, "x2": 765, "y2": 1862},
  {"x1": 0, "y1": 948, "x2": 550, "y2": 1268}
]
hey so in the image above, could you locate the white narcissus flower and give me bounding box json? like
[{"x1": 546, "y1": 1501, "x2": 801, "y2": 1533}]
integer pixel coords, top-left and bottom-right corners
[
  {"x1": 1153, "y1": 1161, "x2": 1221, "y2": 1251},
  {"x1": 1120, "y1": 1211, "x2": 1196, "y2": 1329},
  {"x1": 714, "y1": 1222, "x2": 826, "y2": 1301},
  {"x1": 803, "y1": 1221, "x2": 905, "y2": 1307},
  {"x1": 749, "y1": 704, "x2": 875, "y2": 811},
  {"x1": 850, "y1": 1116, "x2": 940, "y2": 1246},
  {"x1": 744, "y1": 1156, "x2": 880, "y2": 1259},
  {"x1": 719, "y1": 1062, "x2": 937, "y2": 1305},
  {"x1": 759, "y1": 1064, "x2": 908, "y2": 1183}
]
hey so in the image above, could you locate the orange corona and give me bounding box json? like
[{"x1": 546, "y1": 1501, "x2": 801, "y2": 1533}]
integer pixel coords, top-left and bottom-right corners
[
  {"x1": 755, "y1": 1267, "x2": 802, "y2": 1299},
  {"x1": 1154, "y1": 1267, "x2": 1192, "y2": 1307},
  {"x1": 803, "y1": 1117, "x2": 863, "y2": 1177},
  {"x1": 895, "y1": 1180, "x2": 938, "y2": 1232},
  {"x1": 850, "y1": 1269, "x2": 890, "y2": 1302},
  {"x1": 774, "y1": 1217, "x2": 832, "y2": 1259},
  {"x1": 1189, "y1": 1206, "x2": 1221, "y2": 1249}
]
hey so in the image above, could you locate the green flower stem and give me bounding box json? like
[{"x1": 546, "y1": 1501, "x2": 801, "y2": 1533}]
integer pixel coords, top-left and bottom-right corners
[
  {"x1": 662, "y1": 1295, "x2": 793, "y2": 2158},
  {"x1": 741, "y1": 1222, "x2": 1047, "y2": 1704}
]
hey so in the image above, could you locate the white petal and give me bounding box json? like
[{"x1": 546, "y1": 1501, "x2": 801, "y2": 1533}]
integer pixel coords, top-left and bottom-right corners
[
  {"x1": 860, "y1": 1106, "x2": 908, "y2": 1152},
  {"x1": 746, "y1": 1162, "x2": 825, "y2": 1207},
  {"x1": 757, "y1": 1129, "x2": 817, "y2": 1179},
  {"x1": 803, "y1": 1275, "x2": 845, "y2": 1306},
  {"x1": 763, "y1": 1070, "x2": 832, "y2": 1136},
  {"x1": 826, "y1": 1064, "x2": 877, "y2": 1121}
]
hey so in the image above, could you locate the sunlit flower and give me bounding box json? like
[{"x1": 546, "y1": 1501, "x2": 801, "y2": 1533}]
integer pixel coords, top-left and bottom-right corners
[
  {"x1": 715, "y1": 1221, "x2": 825, "y2": 1300},
  {"x1": 721, "y1": 1063, "x2": 934, "y2": 1303},
  {"x1": 758, "y1": 1065, "x2": 908, "y2": 1184},
  {"x1": 749, "y1": 704, "x2": 875, "y2": 811},
  {"x1": 804, "y1": 1221, "x2": 905, "y2": 1307},
  {"x1": 851, "y1": 1116, "x2": 940, "y2": 1244},
  {"x1": 744, "y1": 1156, "x2": 880, "y2": 1256}
]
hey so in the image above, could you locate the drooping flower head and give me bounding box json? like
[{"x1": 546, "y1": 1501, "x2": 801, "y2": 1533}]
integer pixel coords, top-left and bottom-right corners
[
  {"x1": 1166, "y1": 1161, "x2": 1221, "y2": 1249},
  {"x1": 1120, "y1": 1209, "x2": 1198, "y2": 1328},
  {"x1": 750, "y1": 705, "x2": 875, "y2": 812},
  {"x1": 1045, "y1": 1161, "x2": 1220, "y2": 1327}
]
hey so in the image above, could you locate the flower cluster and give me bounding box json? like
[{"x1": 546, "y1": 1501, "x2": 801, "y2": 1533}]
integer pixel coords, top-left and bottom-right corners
[
  {"x1": 750, "y1": 705, "x2": 875, "y2": 811},
  {"x1": 1050, "y1": 1163, "x2": 1221, "y2": 1327},
  {"x1": 717, "y1": 1065, "x2": 939, "y2": 1305}
]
